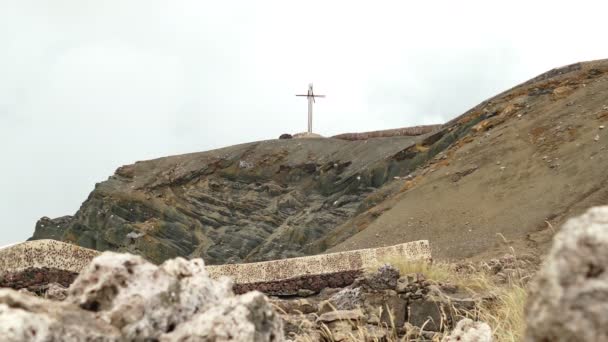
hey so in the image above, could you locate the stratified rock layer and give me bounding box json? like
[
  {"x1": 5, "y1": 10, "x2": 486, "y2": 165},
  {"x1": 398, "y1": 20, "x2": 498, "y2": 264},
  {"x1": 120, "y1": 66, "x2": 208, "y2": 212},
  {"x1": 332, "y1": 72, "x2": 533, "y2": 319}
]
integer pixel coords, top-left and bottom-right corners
[
  {"x1": 525, "y1": 206, "x2": 608, "y2": 342},
  {"x1": 30, "y1": 136, "x2": 434, "y2": 264}
]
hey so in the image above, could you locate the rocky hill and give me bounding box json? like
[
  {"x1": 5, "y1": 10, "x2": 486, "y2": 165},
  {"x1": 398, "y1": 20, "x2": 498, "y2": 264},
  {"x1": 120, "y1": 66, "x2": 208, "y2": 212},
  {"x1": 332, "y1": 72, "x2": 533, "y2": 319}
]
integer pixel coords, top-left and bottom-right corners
[{"x1": 30, "y1": 59, "x2": 608, "y2": 264}]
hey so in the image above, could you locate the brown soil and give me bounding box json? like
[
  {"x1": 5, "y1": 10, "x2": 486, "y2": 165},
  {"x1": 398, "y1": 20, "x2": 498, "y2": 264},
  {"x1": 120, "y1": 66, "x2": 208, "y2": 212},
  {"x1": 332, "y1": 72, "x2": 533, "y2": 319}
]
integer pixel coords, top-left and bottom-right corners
[{"x1": 328, "y1": 59, "x2": 608, "y2": 262}]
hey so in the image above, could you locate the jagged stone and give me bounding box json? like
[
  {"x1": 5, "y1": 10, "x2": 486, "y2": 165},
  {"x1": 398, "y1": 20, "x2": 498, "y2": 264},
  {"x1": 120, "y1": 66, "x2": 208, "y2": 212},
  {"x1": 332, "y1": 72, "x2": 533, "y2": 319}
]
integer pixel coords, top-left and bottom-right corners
[
  {"x1": 44, "y1": 282, "x2": 68, "y2": 301},
  {"x1": 353, "y1": 264, "x2": 400, "y2": 291},
  {"x1": 395, "y1": 276, "x2": 409, "y2": 293},
  {"x1": 444, "y1": 318, "x2": 492, "y2": 342},
  {"x1": 67, "y1": 252, "x2": 237, "y2": 340},
  {"x1": 0, "y1": 288, "x2": 121, "y2": 342},
  {"x1": 159, "y1": 291, "x2": 284, "y2": 342},
  {"x1": 525, "y1": 206, "x2": 608, "y2": 342},
  {"x1": 328, "y1": 287, "x2": 362, "y2": 310}
]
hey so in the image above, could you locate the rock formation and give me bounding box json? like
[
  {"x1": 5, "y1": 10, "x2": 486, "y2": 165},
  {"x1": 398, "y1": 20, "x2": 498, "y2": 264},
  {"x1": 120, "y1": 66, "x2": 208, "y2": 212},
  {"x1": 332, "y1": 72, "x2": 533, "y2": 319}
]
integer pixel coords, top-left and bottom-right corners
[
  {"x1": 28, "y1": 59, "x2": 608, "y2": 266},
  {"x1": 525, "y1": 206, "x2": 608, "y2": 341},
  {"x1": 30, "y1": 134, "x2": 436, "y2": 265}
]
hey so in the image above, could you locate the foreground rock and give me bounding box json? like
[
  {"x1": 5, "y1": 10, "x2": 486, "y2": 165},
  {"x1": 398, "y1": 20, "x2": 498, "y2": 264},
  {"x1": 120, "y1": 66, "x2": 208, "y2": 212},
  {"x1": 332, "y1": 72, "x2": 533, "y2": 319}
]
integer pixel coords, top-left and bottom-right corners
[
  {"x1": 444, "y1": 318, "x2": 492, "y2": 342},
  {"x1": 0, "y1": 289, "x2": 121, "y2": 341},
  {"x1": 526, "y1": 206, "x2": 608, "y2": 342},
  {"x1": 0, "y1": 252, "x2": 283, "y2": 341}
]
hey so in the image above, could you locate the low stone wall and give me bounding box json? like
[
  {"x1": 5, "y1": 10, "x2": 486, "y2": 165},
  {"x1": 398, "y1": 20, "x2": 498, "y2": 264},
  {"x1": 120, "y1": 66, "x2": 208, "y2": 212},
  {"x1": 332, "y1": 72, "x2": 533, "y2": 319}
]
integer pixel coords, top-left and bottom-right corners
[
  {"x1": 0, "y1": 267, "x2": 78, "y2": 290},
  {"x1": 0, "y1": 239, "x2": 99, "y2": 274},
  {"x1": 233, "y1": 270, "x2": 362, "y2": 295},
  {"x1": 332, "y1": 125, "x2": 442, "y2": 140},
  {"x1": 1, "y1": 240, "x2": 431, "y2": 294},
  {"x1": 206, "y1": 240, "x2": 431, "y2": 284}
]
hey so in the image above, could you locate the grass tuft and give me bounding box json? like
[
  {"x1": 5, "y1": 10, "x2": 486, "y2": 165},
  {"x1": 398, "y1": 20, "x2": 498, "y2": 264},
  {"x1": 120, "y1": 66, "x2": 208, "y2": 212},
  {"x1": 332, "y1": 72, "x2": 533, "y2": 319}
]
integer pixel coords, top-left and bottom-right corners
[{"x1": 371, "y1": 256, "x2": 528, "y2": 342}]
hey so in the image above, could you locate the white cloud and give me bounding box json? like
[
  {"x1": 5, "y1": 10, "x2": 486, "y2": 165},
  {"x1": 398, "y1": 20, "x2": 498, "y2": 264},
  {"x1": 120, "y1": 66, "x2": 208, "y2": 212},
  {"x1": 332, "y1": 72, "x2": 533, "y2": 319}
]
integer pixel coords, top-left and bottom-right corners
[{"x1": 1, "y1": 0, "x2": 608, "y2": 245}]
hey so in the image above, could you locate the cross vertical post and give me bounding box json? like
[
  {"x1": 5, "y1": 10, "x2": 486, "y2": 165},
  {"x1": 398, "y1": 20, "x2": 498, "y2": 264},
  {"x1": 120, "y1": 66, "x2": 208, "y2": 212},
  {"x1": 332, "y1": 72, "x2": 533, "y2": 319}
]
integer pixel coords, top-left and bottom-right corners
[{"x1": 296, "y1": 83, "x2": 325, "y2": 134}]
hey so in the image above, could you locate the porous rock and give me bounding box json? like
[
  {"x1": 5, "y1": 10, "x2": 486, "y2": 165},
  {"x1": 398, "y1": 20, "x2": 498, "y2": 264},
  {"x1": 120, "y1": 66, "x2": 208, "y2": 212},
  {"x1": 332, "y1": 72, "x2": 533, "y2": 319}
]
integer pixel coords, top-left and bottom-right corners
[
  {"x1": 444, "y1": 318, "x2": 492, "y2": 342},
  {"x1": 353, "y1": 264, "x2": 400, "y2": 291},
  {"x1": 44, "y1": 282, "x2": 68, "y2": 301},
  {"x1": 525, "y1": 206, "x2": 608, "y2": 342},
  {"x1": 328, "y1": 287, "x2": 362, "y2": 310},
  {"x1": 67, "y1": 251, "x2": 284, "y2": 341},
  {"x1": 0, "y1": 251, "x2": 284, "y2": 341},
  {"x1": 0, "y1": 288, "x2": 121, "y2": 342},
  {"x1": 160, "y1": 291, "x2": 283, "y2": 342}
]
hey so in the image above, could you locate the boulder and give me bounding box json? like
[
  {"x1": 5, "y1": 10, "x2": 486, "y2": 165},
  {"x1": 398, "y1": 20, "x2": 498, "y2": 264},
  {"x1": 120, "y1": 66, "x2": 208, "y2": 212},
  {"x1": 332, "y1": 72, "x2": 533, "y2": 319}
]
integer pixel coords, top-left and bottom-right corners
[
  {"x1": 525, "y1": 206, "x2": 608, "y2": 342},
  {"x1": 160, "y1": 291, "x2": 283, "y2": 342},
  {"x1": 278, "y1": 133, "x2": 293, "y2": 139}
]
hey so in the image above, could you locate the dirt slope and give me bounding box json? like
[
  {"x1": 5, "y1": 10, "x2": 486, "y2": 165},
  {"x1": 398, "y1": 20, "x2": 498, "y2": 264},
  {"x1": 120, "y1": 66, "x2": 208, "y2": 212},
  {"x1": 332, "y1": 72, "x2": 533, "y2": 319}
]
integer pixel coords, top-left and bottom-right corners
[{"x1": 328, "y1": 59, "x2": 608, "y2": 261}]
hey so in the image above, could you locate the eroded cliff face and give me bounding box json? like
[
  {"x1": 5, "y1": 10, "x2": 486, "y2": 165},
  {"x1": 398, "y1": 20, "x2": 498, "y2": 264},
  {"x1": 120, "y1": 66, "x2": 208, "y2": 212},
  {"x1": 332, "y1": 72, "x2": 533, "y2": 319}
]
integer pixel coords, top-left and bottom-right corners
[{"x1": 31, "y1": 135, "x2": 451, "y2": 264}]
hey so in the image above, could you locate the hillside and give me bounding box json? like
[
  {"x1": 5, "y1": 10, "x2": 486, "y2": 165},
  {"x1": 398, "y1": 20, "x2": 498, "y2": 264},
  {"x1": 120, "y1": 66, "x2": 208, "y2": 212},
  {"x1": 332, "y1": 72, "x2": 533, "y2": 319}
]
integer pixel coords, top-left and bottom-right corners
[
  {"x1": 326, "y1": 59, "x2": 608, "y2": 261},
  {"x1": 30, "y1": 59, "x2": 608, "y2": 264}
]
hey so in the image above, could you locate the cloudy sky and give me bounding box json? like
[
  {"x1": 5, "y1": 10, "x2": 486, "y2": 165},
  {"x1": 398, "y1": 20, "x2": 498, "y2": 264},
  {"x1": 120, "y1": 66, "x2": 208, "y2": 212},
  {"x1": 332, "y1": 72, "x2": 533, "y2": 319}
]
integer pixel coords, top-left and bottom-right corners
[{"x1": 1, "y1": 0, "x2": 608, "y2": 246}]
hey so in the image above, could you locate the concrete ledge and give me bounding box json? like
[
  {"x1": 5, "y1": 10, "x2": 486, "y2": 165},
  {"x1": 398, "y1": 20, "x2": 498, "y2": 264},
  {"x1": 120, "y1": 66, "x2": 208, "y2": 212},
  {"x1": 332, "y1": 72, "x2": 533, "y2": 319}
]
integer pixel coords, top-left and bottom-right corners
[
  {"x1": 0, "y1": 240, "x2": 99, "y2": 274},
  {"x1": 1, "y1": 240, "x2": 431, "y2": 292},
  {"x1": 332, "y1": 125, "x2": 442, "y2": 140},
  {"x1": 206, "y1": 240, "x2": 431, "y2": 284}
]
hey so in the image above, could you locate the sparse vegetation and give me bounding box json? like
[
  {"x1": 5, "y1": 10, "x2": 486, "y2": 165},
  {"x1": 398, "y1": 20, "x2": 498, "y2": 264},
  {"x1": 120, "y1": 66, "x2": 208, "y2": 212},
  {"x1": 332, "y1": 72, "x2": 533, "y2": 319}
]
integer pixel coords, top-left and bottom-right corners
[
  {"x1": 370, "y1": 256, "x2": 529, "y2": 342},
  {"x1": 291, "y1": 256, "x2": 529, "y2": 341},
  {"x1": 478, "y1": 282, "x2": 527, "y2": 342},
  {"x1": 371, "y1": 257, "x2": 495, "y2": 292}
]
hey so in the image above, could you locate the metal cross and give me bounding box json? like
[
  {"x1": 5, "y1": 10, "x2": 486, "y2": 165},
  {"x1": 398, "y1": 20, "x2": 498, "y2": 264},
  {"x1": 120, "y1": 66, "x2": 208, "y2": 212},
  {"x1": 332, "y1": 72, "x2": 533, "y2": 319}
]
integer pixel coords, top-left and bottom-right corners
[{"x1": 296, "y1": 83, "x2": 325, "y2": 133}]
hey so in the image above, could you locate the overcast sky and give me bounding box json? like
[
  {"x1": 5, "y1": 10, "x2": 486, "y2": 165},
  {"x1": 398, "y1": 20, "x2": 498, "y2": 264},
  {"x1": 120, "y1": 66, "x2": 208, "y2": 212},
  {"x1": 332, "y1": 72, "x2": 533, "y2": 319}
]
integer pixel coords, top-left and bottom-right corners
[{"x1": 1, "y1": 0, "x2": 608, "y2": 246}]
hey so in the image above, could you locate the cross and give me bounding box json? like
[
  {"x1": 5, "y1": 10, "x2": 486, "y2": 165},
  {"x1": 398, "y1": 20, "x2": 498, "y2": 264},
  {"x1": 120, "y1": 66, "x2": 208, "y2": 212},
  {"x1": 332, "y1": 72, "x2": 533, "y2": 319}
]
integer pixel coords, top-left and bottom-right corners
[{"x1": 296, "y1": 83, "x2": 325, "y2": 133}]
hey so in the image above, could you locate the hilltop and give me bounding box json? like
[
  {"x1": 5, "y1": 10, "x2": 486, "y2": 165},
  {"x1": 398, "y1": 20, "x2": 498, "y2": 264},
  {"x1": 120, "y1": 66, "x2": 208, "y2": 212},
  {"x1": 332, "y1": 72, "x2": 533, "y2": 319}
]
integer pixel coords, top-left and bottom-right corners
[{"x1": 30, "y1": 59, "x2": 608, "y2": 264}]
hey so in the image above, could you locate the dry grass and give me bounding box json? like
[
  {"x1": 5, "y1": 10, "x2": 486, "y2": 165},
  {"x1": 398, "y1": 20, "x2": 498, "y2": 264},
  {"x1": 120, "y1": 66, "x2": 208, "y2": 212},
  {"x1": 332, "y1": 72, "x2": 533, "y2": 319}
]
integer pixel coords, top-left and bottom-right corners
[
  {"x1": 292, "y1": 255, "x2": 529, "y2": 341},
  {"x1": 371, "y1": 257, "x2": 495, "y2": 293},
  {"x1": 478, "y1": 280, "x2": 528, "y2": 342}
]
